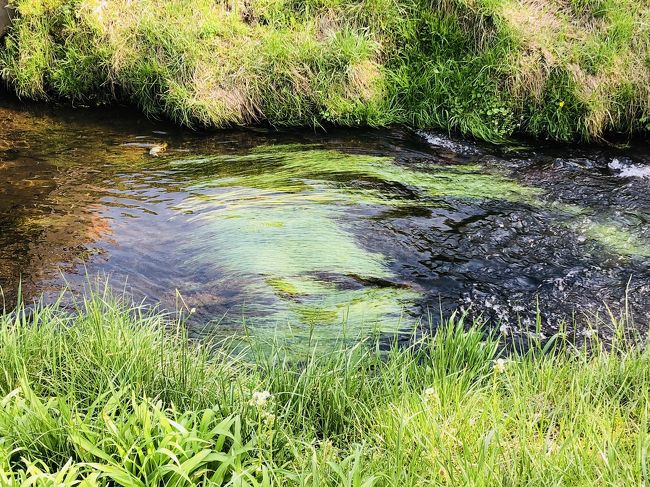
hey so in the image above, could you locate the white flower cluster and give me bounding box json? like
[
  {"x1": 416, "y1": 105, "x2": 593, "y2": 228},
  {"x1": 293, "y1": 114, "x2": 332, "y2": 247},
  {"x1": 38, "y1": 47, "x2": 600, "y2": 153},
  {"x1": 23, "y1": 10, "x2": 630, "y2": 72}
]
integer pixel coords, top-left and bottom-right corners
[
  {"x1": 250, "y1": 390, "x2": 272, "y2": 407},
  {"x1": 493, "y1": 358, "x2": 507, "y2": 373}
]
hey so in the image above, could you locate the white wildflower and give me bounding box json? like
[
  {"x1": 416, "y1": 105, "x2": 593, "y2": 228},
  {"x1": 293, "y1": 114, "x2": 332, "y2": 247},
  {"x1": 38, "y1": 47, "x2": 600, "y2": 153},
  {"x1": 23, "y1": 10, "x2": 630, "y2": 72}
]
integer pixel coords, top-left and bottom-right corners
[
  {"x1": 493, "y1": 358, "x2": 507, "y2": 374},
  {"x1": 423, "y1": 387, "x2": 436, "y2": 399},
  {"x1": 499, "y1": 324, "x2": 510, "y2": 336},
  {"x1": 250, "y1": 390, "x2": 271, "y2": 407}
]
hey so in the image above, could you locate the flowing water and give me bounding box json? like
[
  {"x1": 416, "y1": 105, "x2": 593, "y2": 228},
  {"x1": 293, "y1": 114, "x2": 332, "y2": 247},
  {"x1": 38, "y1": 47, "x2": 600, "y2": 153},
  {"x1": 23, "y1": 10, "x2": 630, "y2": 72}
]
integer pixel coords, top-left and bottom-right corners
[{"x1": 1, "y1": 98, "x2": 649, "y2": 341}]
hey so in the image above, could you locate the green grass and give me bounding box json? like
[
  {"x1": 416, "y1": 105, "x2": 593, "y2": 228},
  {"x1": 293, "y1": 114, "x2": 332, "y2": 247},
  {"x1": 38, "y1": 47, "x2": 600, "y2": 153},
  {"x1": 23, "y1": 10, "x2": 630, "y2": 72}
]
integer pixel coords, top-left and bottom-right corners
[
  {"x1": 1, "y1": 0, "x2": 648, "y2": 142},
  {"x1": 1, "y1": 289, "x2": 649, "y2": 485}
]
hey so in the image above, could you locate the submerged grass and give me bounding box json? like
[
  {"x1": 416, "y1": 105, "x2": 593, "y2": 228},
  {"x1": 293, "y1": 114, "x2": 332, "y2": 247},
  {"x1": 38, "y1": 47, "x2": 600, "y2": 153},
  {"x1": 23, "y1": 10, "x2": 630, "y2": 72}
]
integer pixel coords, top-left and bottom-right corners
[
  {"x1": 1, "y1": 289, "x2": 650, "y2": 485},
  {"x1": 1, "y1": 0, "x2": 649, "y2": 142}
]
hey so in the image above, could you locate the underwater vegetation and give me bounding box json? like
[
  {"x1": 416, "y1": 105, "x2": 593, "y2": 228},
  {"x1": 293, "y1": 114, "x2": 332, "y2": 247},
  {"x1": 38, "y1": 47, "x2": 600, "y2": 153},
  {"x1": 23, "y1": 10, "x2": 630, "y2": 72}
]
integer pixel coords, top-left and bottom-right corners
[
  {"x1": 169, "y1": 144, "x2": 543, "y2": 335},
  {"x1": 1, "y1": 0, "x2": 649, "y2": 142},
  {"x1": 162, "y1": 144, "x2": 650, "y2": 336}
]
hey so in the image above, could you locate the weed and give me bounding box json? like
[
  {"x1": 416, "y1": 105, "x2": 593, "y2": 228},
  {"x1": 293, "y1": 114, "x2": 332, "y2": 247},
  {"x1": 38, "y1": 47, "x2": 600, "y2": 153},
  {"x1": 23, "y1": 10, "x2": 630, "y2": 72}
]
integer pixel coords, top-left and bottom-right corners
[
  {"x1": 1, "y1": 0, "x2": 648, "y2": 141},
  {"x1": 1, "y1": 289, "x2": 649, "y2": 484}
]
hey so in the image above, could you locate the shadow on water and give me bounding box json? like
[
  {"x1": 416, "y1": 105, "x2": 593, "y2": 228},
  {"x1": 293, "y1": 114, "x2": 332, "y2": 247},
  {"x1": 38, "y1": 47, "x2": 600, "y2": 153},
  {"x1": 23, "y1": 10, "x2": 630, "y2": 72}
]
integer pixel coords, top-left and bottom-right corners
[{"x1": 1, "y1": 97, "x2": 649, "y2": 342}]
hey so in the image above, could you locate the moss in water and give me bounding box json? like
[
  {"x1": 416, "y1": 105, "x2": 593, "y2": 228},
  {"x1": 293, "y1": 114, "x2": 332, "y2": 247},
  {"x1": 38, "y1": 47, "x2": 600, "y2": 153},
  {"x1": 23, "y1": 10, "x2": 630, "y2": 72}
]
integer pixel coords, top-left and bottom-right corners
[
  {"x1": 172, "y1": 145, "x2": 541, "y2": 334},
  {"x1": 173, "y1": 144, "x2": 650, "y2": 333},
  {"x1": 265, "y1": 277, "x2": 304, "y2": 297},
  {"x1": 283, "y1": 285, "x2": 420, "y2": 337},
  {"x1": 180, "y1": 193, "x2": 390, "y2": 278},
  {"x1": 552, "y1": 202, "x2": 650, "y2": 258},
  {"x1": 173, "y1": 144, "x2": 540, "y2": 204},
  {"x1": 292, "y1": 305, "x2": 340, "y2": 325},
  {"x1": 582, "y1": 222, "x2": 650, "y2": 258}
]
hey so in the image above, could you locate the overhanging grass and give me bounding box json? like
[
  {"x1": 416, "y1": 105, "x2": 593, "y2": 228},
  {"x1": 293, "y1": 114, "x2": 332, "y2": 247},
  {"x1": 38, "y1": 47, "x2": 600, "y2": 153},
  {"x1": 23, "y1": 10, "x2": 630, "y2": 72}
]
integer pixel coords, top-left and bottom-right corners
[
  {"x1": 1, "y1": 290, "x2": 649, "y2": 485},
  {"x1": 1, "y1": 0, "x2": 648, "y2": 142}
]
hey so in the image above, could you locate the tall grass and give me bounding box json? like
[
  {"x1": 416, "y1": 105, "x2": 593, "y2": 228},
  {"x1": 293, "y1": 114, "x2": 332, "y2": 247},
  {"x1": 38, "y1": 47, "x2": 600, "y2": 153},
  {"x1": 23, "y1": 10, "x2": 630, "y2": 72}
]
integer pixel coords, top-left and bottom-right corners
[
  {"x1": 1, "y1": 289, "x2": 649, "y2": 484},
  {"x1": 1, "y1": 0, "x2": 648, "y2": 142}
]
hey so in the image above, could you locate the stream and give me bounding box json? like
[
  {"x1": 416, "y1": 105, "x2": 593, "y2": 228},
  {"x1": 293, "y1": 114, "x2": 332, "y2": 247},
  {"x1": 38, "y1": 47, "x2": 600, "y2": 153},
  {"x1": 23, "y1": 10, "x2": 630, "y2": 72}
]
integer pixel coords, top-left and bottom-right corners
[{"x1": 1, "y1": 98, "x2": 649, "y2": 342}]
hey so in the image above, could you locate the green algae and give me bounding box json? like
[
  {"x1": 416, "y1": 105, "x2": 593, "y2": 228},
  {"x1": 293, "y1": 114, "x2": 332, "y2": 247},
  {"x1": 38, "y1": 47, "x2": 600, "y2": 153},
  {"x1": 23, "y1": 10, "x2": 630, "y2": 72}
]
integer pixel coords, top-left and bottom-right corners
[
  {"x1": 170, "y1": 143, "x2": 650, "y2": 335},
  {"x1": 292, "y1": 305, "x2": 340, "y2": 325},
  {"x1": 182, "y1": 198, "x2": 389, "y2": 279},
  {"x1": 582, "y1": 221, "x2": 650, "y2": 258},
  {"x1": 549, "y1": 202, "x2": 650, "y2": 258},
  {"x1": 263, "y1": 274, "x2": 419, "y2": 335},
  {"x1": 170, "y1": 144, "x2": 541, "y2": 336},
  {"x1": 266, "y1": 277, "x2": 304, "y2": 297},
  {"x1": 286, "y1": 286, "x2": 419, "y2": 330},
  {"x1": 173, "y1": 144, "x2": 540, "y2": 204}
]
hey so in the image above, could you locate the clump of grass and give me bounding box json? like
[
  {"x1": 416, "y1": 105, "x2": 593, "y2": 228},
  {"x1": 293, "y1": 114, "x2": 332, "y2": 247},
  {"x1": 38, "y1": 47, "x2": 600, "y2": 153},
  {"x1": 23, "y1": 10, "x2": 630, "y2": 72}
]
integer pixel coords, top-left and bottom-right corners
[
  {"x1": 1, "y1": 0, "x2": 648, "y2": 141},
  {"x1": 1, "y1": 288, "x2": 649, "y2": 484}
]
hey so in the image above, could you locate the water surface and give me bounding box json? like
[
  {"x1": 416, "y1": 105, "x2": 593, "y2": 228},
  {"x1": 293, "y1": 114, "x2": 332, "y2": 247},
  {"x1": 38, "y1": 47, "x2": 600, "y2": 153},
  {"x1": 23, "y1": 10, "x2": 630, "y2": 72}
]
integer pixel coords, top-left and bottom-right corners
[{"x1": 1, "y1": 99, "x2": 649, "y2": 340}]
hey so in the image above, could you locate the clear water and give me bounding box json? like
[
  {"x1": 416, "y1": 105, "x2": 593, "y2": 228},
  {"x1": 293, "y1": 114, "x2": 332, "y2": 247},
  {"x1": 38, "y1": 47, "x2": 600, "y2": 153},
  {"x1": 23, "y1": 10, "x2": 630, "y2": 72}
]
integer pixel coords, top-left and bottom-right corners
[{"x1": 1, "y1": 98, "x2": 649, "y2": 340}]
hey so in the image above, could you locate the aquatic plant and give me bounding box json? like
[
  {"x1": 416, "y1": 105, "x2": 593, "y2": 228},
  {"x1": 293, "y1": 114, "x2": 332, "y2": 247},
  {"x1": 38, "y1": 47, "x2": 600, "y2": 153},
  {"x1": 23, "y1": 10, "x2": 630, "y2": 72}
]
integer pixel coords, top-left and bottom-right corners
[
  {"x1": 549, "y1": 201, "x2": 650, "y2": 258},
  {"x1": 1, "y1": 290, "x2": 649, "y2": 484},
  {"x1": 169, "y1": 145, "x2": 543, "y2": 335},
  {"x1": 581, "y1": 221, "x2": 650, "y2": 258},
  {"x1": 1, "y1": 0, "x2": 648, "y2": 141}
]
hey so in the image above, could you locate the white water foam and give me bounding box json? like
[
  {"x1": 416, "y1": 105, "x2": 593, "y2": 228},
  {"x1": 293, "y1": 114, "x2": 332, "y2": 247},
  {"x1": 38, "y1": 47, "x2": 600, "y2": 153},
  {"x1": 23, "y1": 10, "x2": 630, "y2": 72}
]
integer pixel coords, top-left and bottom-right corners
[
  {"x1": 416, "y1": 130, "x2": 479, "y2": 155},
  {"x1": 608, "y1": 158, "x2": 650, "y2": 179}
]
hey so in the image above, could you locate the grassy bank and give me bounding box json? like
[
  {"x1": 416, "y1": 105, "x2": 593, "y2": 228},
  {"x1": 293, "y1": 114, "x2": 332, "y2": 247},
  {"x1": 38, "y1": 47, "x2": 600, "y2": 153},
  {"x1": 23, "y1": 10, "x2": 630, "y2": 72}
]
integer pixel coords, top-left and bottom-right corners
[
  {"x1": 1, "y1": 0, "x2": 648, "y2": 142},
  {"x1": 1, "y1": 291, "x2": 649, "y2": 485}
]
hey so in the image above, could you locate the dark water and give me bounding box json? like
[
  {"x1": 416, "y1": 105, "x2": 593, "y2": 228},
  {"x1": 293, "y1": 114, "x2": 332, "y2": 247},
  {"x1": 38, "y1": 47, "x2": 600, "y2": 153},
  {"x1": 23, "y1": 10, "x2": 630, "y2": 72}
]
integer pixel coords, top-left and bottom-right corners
[{"x1": 1, "y1": 98, "x2": 649, "y2": 341}]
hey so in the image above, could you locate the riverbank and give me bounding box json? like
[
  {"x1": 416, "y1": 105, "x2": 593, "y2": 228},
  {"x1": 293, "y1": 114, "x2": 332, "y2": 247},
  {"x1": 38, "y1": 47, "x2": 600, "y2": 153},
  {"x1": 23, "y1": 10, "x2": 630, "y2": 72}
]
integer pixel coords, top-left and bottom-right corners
[
  {"x1": 1, "y1": 0, "x2": 648, "y2": 142},
  {"x1": 1, "y1": 292, "x2": 648, "y2": 484}
]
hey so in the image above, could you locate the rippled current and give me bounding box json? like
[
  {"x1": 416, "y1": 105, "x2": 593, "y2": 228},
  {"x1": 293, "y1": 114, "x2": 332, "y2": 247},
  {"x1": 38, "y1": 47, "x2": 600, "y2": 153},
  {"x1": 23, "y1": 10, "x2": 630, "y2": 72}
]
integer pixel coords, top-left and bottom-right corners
[{"x1": 1, "y1": 98, "x2": 649, "y2": 340}]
